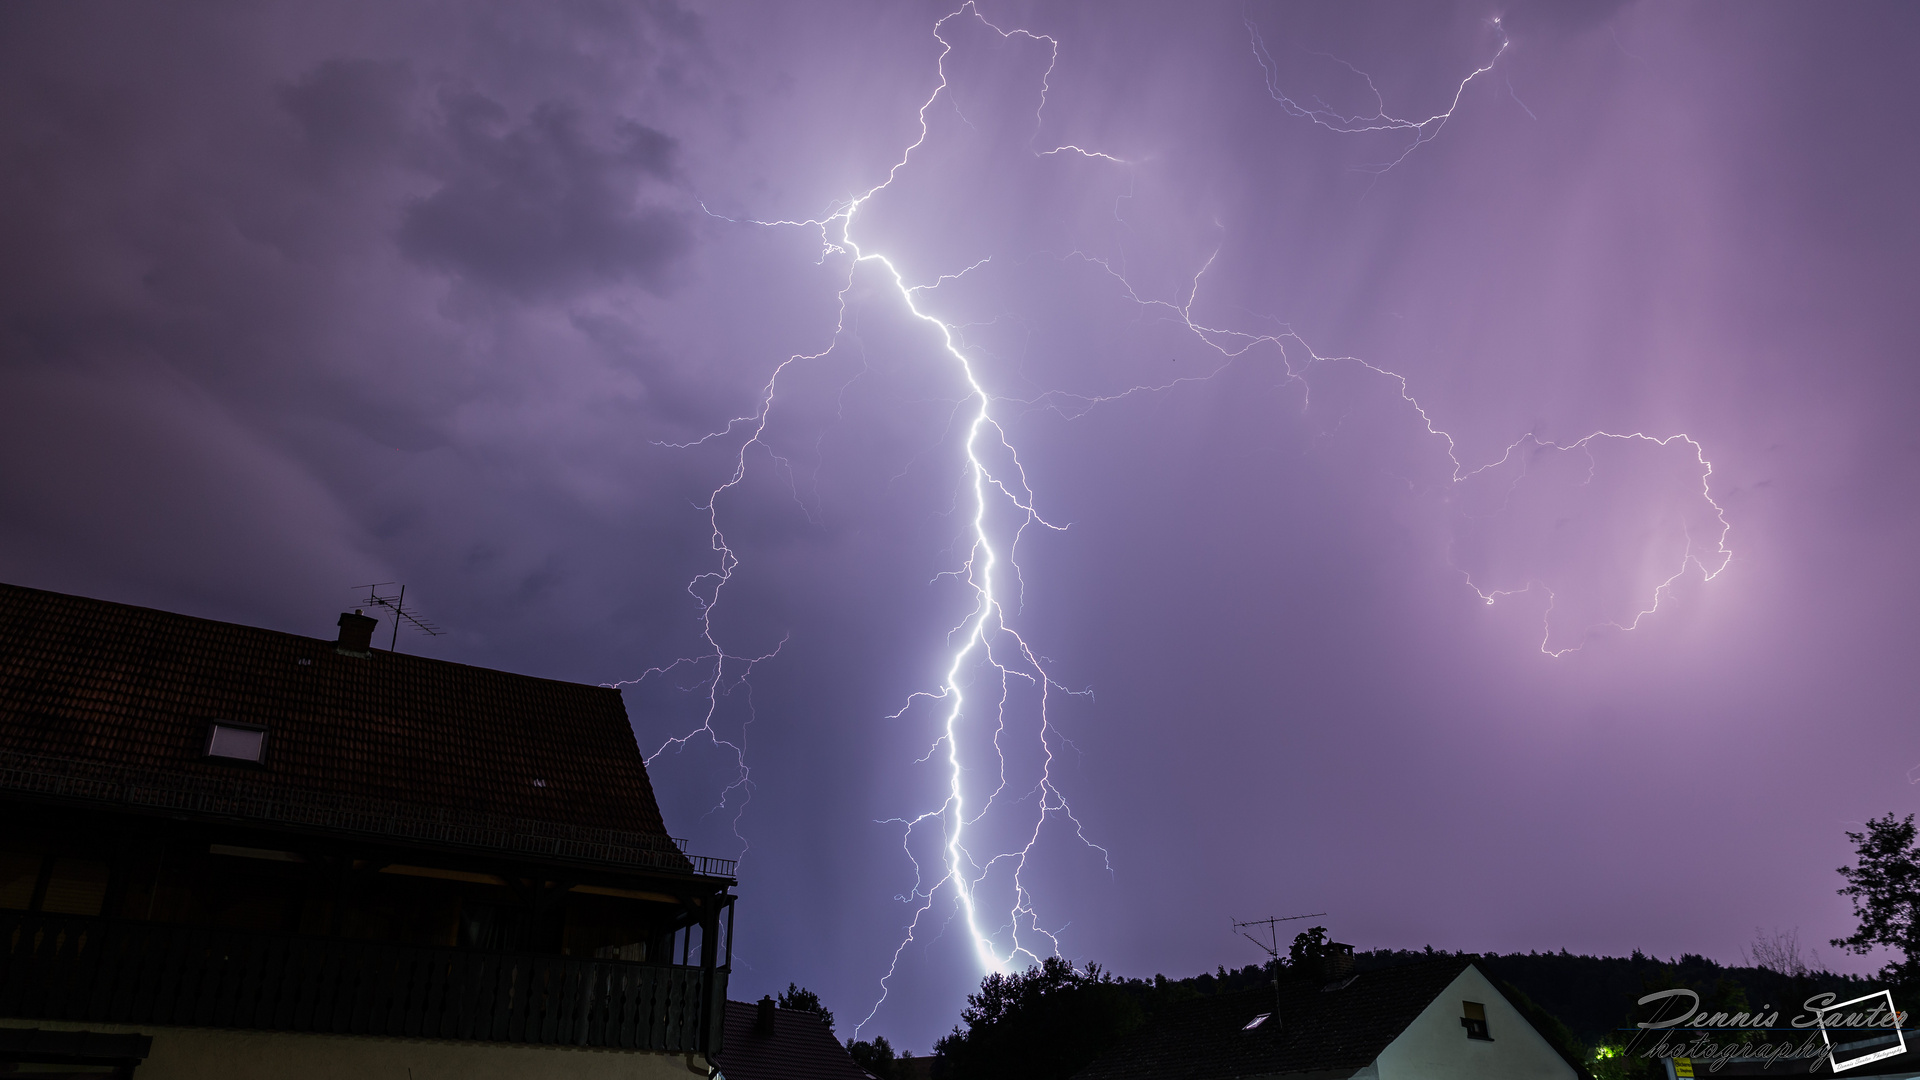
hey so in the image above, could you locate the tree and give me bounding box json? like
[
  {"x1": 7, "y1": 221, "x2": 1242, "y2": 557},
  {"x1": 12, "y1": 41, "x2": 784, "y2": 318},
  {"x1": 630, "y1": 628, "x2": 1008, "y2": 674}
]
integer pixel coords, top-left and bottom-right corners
[
  {"x1": 1290, "y1": 926, "x2": 1336, "y2": 968},
  {"x1": 1287, "y1": 926, "x2": 1352, "y2": 982},
  {"x1": 934, "y1": 957, "x2": 1144, "y2": 1080},
  {"x1": 1289, "y1": 926, "x2": 1333, "y2": 968},
  {"x1": 779, "y1": 983, "x2": 835, "y2": 1033},
  {"x1": 1743, "y1": 926, "x2": 1819, "y2": 979},
  {"x1": 1833, "y1": 814, "x2": 1920, "y2": 981},
  {"x1": 846, "y1": 1035, "x2": 897, "y2": 1077}
]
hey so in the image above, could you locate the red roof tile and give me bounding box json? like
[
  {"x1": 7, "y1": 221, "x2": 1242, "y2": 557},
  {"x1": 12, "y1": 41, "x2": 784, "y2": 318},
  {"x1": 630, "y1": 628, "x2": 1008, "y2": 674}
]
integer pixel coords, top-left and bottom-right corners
[{"x1": 0, "y1": 582, "x2": 672, "y2": 840}]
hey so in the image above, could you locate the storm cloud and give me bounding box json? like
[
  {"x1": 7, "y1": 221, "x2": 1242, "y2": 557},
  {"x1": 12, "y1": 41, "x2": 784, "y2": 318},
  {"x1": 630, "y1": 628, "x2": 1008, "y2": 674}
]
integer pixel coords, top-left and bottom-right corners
[{"x1": 2, "y1": 0, "x2": 1917, "y2": 1053}]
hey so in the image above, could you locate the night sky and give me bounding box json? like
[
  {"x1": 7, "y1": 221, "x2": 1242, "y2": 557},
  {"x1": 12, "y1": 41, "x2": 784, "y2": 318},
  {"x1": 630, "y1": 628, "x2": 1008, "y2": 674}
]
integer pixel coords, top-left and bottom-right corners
[{"x1": 3, "y1": 0, "x2": 1918, "y2": 1052}]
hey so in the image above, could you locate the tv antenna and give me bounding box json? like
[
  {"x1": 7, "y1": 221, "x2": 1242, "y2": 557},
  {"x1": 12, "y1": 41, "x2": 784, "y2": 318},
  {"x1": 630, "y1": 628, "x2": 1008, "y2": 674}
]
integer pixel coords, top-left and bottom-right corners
[
  {"x1": 352, "y1": 583, "x2": 443, "y2": 652},
  {"x1": 1231, "y1": 911, "x2": 1327, "y2": 1029}
]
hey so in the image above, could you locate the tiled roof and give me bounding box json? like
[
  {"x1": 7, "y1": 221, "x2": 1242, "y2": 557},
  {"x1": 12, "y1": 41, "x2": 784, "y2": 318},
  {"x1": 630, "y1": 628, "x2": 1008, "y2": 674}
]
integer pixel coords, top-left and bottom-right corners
[
  {"x1": 0, "y1": 582, "x2": 672, "y2": 839},
  {"x1": 713, "y1": 1001, "x2": 873, "y2": 1080},
  {"x1": 1074, "y1": 958, "x2": 1476, "y2": 1080}
]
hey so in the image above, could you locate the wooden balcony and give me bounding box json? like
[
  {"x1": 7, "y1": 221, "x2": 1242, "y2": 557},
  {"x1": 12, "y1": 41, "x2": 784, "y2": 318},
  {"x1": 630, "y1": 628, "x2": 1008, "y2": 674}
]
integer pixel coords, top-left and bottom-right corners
[
  {"x1": 0, "y1": 911, "x2": 726, "y2": 1054},
  {"x1": 0, "y1": 750, "x2": 738, "y2": 880}
]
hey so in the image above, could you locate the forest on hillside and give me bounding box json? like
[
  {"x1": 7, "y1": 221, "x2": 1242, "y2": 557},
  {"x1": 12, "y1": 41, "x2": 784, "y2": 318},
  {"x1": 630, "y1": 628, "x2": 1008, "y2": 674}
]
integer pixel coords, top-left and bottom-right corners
[
  {"x1": 838, "y1": 816, "x2": 1920, "y2": 1079},
  {"x1": 837, "y1": 930, "x2": 1887, "y2": 1080}
]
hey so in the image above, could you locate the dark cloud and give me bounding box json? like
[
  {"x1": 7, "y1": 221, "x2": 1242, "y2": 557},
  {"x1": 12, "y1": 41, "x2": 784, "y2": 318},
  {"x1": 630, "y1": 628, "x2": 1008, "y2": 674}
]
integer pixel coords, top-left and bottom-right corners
[
  {"x1": 2, "y1": 0, "x2": 1917, "y2": 1056},
  {"x1": 281, "y1": 58, "x2": 416, "y2": 166},
  {"x1": 0, "y1": 0, "x2": 719, "y2": 652},
  {"x1": 397, "y1": 94, "x2": 687, "y2": 297},
  {"x1": 1497, "y1": 0, "x2": 1637, "y2": 38}
]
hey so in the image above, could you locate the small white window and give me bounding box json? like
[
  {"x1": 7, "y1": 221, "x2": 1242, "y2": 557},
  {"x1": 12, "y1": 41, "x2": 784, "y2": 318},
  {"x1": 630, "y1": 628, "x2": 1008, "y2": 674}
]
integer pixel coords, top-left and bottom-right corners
[
  {"x1": 206, "y1": 723, "x2": 266, "y2": 762},
  {"x1": 1243, "y1": 1013, "x2": 1272, "y2": 1031}
]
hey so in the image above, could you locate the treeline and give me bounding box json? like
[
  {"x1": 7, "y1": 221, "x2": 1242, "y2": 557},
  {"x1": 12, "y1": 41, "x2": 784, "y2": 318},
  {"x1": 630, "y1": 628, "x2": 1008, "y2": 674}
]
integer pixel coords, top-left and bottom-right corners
[
  {"x1": 851, "y1": 929, "x2": 1416, "y2": 1080},
  {"x1": 843, "y1": 814, "x2": 1920, "y2": 1080},
  {"x1": 845, "y1": 939, "x2": 1882, "y2": 1080}
]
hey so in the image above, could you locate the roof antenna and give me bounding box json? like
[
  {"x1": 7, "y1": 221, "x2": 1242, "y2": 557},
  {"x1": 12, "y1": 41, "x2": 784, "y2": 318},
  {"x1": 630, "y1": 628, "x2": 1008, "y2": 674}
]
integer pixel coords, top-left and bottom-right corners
[
  {"x1": 1232, "y1": 911, "x2": 1327, "y2": 1031},
  {"x1": 352, "y1": 583, "x2": 443, "y2": 652}
]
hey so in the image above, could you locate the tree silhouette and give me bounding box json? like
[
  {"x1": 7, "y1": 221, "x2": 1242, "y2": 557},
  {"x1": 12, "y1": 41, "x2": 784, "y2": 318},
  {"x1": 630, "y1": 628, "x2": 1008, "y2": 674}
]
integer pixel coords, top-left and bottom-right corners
[
  {"x1": 778, "y1": 982, "x2": 835, "y2": 1032},
  {"x1": 1834, "y1": 813, "x2": 1920, "y2": 981}
]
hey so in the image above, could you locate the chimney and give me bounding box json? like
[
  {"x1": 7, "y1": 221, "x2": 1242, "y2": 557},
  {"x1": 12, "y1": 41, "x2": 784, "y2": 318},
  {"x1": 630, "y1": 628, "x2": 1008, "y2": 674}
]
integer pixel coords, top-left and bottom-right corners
[
  {"x1": 756, "y1": 995, "x2": 776, "y2": 1036},
  {"x1": 336, "y1": 610, "x2": 377, "y2": 657},
  {"x1": 1325, "y1": 943, "x2": 1355, "y2": 980}
]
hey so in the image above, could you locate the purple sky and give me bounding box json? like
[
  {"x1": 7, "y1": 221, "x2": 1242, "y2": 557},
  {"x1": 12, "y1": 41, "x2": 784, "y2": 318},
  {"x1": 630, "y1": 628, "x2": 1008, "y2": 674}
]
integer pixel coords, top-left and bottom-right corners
[{"x1": 4, "y1": 0, "x2": 1918, "y2": 1051}]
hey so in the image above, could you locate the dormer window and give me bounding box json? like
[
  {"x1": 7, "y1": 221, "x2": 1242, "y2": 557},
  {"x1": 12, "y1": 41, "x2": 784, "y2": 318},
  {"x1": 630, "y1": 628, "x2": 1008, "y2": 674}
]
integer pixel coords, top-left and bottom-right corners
[
  {"x1": 1243, "y1": 1013, "x2": 1272, "y2": 1031},
  {"x1": 1461, "y1": 1001, "x2": 1492, "y2": 1040},
  {"x1": 205, "y1": 722, "x2": 266, "y2": 763}
]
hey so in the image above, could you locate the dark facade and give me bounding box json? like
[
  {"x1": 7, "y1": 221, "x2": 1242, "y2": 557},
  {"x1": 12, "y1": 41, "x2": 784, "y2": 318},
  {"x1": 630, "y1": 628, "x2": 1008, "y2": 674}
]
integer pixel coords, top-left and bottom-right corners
[{"x1": 0, "y1": 582, "x2": 735, "y2": 1060}]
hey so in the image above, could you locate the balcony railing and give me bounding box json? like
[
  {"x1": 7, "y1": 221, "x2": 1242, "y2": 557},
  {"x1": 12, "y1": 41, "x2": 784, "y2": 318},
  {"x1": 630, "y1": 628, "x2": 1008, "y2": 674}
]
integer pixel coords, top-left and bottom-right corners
[
  {"x1": 0, "y1": 911, "x2": 726, "y2": 1054},
  {"x1": 0, "y1": 750, "x2": 737, "y2": 879}
]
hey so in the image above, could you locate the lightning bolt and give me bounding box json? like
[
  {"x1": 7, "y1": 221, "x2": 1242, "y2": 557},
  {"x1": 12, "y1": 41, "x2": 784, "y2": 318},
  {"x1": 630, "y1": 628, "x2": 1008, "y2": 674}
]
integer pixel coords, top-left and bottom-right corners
[
  {"x1": 1023, "y1": 250, "x2": 1732, "y2": 657},
  {"x1": 1247, "y1": 13, "x2": 1511, "y2": 174},
  {"x1": 650, "y1": 2, "x2": 1116, "y2": 1025},
  {"x1": 638, "y1": 0, "x2": 1734, "y2": 1035}
]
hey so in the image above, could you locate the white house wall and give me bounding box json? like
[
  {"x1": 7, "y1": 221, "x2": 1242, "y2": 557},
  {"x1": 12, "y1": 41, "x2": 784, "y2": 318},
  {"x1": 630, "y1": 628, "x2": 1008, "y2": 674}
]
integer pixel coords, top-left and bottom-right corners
[{"x1": 1370, "y1": 965, "x2": 1577, "y2": 1080}]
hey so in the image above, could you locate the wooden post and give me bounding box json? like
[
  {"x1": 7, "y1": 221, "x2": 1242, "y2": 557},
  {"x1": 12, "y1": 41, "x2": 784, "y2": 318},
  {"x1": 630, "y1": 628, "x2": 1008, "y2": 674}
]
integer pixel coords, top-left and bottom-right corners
[{"x1": 704, "y1": 892, "x2": 732, "y2": 1056}]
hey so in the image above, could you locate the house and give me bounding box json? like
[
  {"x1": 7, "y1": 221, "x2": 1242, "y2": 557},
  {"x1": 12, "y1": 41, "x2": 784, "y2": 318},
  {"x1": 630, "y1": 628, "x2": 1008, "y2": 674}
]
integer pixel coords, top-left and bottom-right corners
[
  {"x1": 1074, "y1": 957, "x2": 1578, "y2": 1080},
  {"x1": 0, "y1": 582, "x2": 736, "y2": 1078},
  {"x1": 711, "y1": 996, "x2": 872, "y2": 1080}
]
